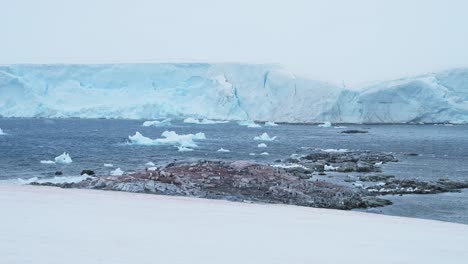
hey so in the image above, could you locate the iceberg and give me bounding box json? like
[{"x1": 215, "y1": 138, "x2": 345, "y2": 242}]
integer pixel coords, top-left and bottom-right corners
[
  {"x1": 257, "y1": 143, "x2": 267, "y2": 148},
  {"x1": 254, "y1": 133, "x2": 276, "y2": 141},
  {"x1": 238, "y1": 120, "x2": 262, "y2": 128},
  {"x1": 264, "y1": 121, "x2": 278, "y2": 127},
  {"x1": 318, "y1": 122, "x2": 332, "y2": 128},
  {"x1": 177, "y1": 146, "x2": 194, "y2": 152},
  {"x1": 260, "y1": 152, "x2": 270, "y2": 155},
  {"x1": 142, "y1": 119, "x2": 171, "y2": 127},
  {"x1": 128, "y1": 131, "x2": 206, "y2": 148},
  {"x1": 183, "y1": 118, "x2": 228, "y2": 124},
  {"x1": 145, "y1": 162, "x2": 155, "y2": 166},
  {"x1": 104, "y1": 163, "x2": 114, "y2": 167},
  {"x1": 217, "y1": 148, "x2": 230, "y2": 153},
  {"x1": 55, "y1": 152, "x2": 72, "y2": 164},
  {"x1": 110, "y1": 168, "x2": 124, "y2": 176},
  {"x1": 40, "y1": 160, "x2": 55, "y2": 164},
  {"x1": 0, "y1": 128, "x2": 6, "y2": 135}
]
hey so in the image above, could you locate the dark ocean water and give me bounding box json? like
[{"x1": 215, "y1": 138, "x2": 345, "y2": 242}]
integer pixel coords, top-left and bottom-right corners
[{"x1": 0, "y1": 118, "x2": 467, "y2": 224}]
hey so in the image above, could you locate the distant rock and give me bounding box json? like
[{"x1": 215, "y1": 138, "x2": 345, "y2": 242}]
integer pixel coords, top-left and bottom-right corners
[
  {"x1": 340, "y1": 130, "x2": 368, "y2": 134},
  {"x1": 80, "y1": 170, "x2": 95, "y2": 176}
]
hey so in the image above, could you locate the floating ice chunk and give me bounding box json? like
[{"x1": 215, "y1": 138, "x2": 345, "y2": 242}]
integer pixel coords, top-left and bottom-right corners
[
  {"x1": 272, "y1": 163, "x2": 309, "y2": 169},
  {"x1": 142, "y1": 119, "x2": 171, "y2": 127},
  {"x1": 40, "y1": 160, "x2": 55, "y2": 164},
  {"x1": 324, "y1": 164, "x2": 337, "y2": 171},
  {"x1": 264, "y1": 121, "x2": 278, "y2": 127},
  {"x1": 318, "y1": 122, "x2": 332, "y2": 128},
  {"x1": 254, "y1": 133, "x2": 276, "y2": 141},
  {"x1": 260, "y1": 152, "x2": 269, "y2": 155},
  {"x1": 334, "y1": 126, "x2": 347, "y2": 129},
  {"x1": 257, "y1": 143, "x2": 267, "y2": 148},
  {"x1": 145, "y1": 162, "x2": 155, "y2": 166},
  {"x1": 249, "y1": 153, "x2": 256, "y2": 156},
  {"x1": 54, "y1": 152, "x2": 72, "y2": 164},
  {"x1": 104, "y1": 163, "x2": 114, "y2": 167},
  {"x1": 128, "y1": 131, "x2": 206, "y2": 147},
  {"x1": 177, "y1": 146, "x2": 194, "y2": 152},
  {"x1": 110, "y1": 168, "x2": 124, "y2": 176},
  {"x1": 321, "y1": 149, "x2": 348, "y2": 153},
  {"x1": 0, "y1": 128, "x2": 6, "y2": 135},
  {"x1": 238, "y1": 120, "x2": 261, "y2": 128},
  {"x1": 184, "y1": 118, "x2": 228, "y2": 124},
  {"x1": 375, "y1": 161, "x2": 383, "y2": 166},
  {"x1": 217, "y1": 148, "x2": 230, "y2": 153}
]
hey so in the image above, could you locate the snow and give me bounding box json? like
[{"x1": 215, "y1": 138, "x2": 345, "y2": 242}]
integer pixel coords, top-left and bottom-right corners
[
  {"x1": 184, "y1": 118, "x2": 228, "y2": 124},
  {"x1": 104, "y1": 163, "x2": 114, "y2": 167},
  {"x1": 257, "y1": 143, "x2": 267, "y2": 148},
  {"x1": 110, "y1": 168, "x2": 124, "y2": 176},
  {"x1": 238, "y1": 120, "x2": 261, "y2": 128},
  {"x1": 217, "y1": 148, "x2": 230, "y2": 153},
  {"x1": 254, "y1": 132, "x2": 276, "y2": 141},
  {"x1": 264, "y1": 121, "x2": 278, "y2": 126},
  {"x1": 318, "y1": 121, "x2": 332, "y2": 127},
  {"x1": 128, "y1": 131, "x2": 206, "y2": 148},
  {"x1": 145, "y1": 162, "x2": 155, "y2": 166},
  {"x1": 142, "y1": 119, "x2": 171, "y2": 127},
  {"x1": 2, "y1": 184, "x2": 468, "y2": 264},
  {"x1": 0, "y1": 128, "x2": 6, "y2": 135}
]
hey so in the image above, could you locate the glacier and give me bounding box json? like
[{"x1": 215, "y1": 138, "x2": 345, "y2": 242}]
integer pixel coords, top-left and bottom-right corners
[{"x1": 0, "y1": 63, "x2": 467, "y2": 123}]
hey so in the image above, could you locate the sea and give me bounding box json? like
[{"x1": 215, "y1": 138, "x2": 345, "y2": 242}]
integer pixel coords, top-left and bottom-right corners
[{"x1": 1, "y1": 118, "x2": 467, "y2": 224}]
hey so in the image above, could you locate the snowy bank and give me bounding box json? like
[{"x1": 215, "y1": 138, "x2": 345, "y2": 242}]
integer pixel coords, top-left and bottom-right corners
[{"x1": 1, "y1": 184, "x2": 467, "y2": 264}]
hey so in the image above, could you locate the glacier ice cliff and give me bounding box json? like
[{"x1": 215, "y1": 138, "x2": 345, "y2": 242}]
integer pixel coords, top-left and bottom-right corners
[{"x1": 0, "y1": 64, "x2": 467, "y2": 123}]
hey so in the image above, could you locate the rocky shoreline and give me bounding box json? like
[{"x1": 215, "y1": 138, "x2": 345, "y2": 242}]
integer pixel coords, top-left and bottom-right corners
[{"x1": 31, "y1": 149, "x2": 468, "y2": 210}]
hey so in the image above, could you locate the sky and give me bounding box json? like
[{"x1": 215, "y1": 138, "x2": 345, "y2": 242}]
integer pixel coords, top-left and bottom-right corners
[{"x1": 1, "y1": 0, "x2": 468, "y2": 86}]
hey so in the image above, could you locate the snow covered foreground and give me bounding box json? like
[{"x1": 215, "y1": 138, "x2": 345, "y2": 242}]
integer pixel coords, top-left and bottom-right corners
[{"x1": 1, "y1": 185, "x2": 467, "y2": 264}]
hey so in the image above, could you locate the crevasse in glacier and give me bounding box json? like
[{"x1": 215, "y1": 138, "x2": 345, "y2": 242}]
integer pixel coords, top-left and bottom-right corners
[{"x1": 0, "y1": 63, "x2": 467, "y2": 123}]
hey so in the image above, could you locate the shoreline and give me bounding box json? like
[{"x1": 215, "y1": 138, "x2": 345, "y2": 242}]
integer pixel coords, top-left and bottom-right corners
[{"x1": 1, "y1": 184, "x2": 468, "y2": 264}]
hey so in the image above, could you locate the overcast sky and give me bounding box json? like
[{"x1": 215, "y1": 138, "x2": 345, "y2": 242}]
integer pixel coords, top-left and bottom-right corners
[{"x1": 1, "y1": 0, "x2": 468, "y2": 86}]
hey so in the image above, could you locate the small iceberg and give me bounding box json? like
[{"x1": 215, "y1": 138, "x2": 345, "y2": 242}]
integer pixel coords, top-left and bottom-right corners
[
  {"x1": 142, "y1": 119, "x2": 171, "y2": 127},
  {"x1": 145, "y1": 162, "x2": 155, "y2": 166},
  {"x1": 260, "y1": 152, "x2": 269, "y2": 155},
  {"x1": 40, "y1": 152, "x2": 73, "y2": 165},
  {"x1": 184, "y1": 118, "x2": 228, "y2": 124},
  {"x1": 238, "y1": 120, "x2": 261, "y2": 128},
  {"x1": 257, "y1": 143, "x2": 267, "y2": 148},
  {"x1": 0, "y1": 128, "x2": 6, "y2": 135},
  {"x1": 177, "y1": 146, "x2": 194, "y2": 152},
  {"x1": 55, "y1": 152, "x2": 72, "y2": 164},
  {"x1": 217, "y1": 148, "x2": 230, "y2": 153},
  {"x1": 128, "y1": 131, "x2": 206, "y2": 148},
  {"x1": 321, "y1": 149, "x2": 348, "y2": 153},
  {"x1": 249, "y1": 153, "x2": 256, "y2": 156},
  {"x1": 110, "y1": 168, "x2": 124, "y2": 176},
  {"x1": 264, "y1": 121, "x2": 278, "y2": 127},
  {"x1": 318, "y1": 122, "x2": 332, "y2": 128},
  {"x1": 254, "y1": 133, "x2": 277, "y2": 141},
  {"x1": 104, "y1": 163, "x2": 114, "y2": 167}
]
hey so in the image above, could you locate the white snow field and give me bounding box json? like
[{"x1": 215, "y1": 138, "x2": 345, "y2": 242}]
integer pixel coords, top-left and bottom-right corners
[{"x1": 1, "y1": 184, "x2": 467, "y2": 264}]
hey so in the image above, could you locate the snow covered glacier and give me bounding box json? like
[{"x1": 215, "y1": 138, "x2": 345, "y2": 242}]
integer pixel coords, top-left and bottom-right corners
[{"x1": 0, "y1": 63, "x2": 467, "y2": 123}]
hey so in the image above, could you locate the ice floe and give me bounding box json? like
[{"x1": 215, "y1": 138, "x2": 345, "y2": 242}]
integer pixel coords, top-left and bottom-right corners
[
  {"x1": 177, "y1": 146, "x2": 194, "y2": 152},
  {"x1": 260, "y1": 152, "x2": 269, "y2": 155},
  {"x1": 184, "y1": 118, "x2": 228, "y2": 124},
  {"x1": 0, "y1": 128, "x2": 6, "y2": 135},
  {"x1": 40, "y1": 152, "x2": 73, "y2": 165},
  {"x1": 254, "y1": 133, "x2": 276, "y2": 141},
  {"x1": 104, "y1": 163, "x2": 114, "y2": 167},
  {"x1": 145, "y1": 162, "x2": 155, "y2": 166},
  {"x1": 318, "y1": 122, "x2": 332, "y2": 128},
  {"x1": 128, "y1": 131, "x2": 206, "y2": 148},
  {"x1": 110, "y1": 168, "x2": 124, "y2": 176},
  {"x1": 142, "y1": 119, "x2": 171, "y2": 127},
  {"x1": 321, "y1": 149, "x2": 349, "y2": 153},
  {"x1": 257, "y1": 143, "x2": 267, "y2": 148},
  {"x1": 238, "y1": 120, "x2": 261, "y2": 128},
  {"x1": 217, "y1": 148, "x2": 230, "y2": 153},
  {"x1": 264, "y1": 121, "x2": 278, "y2": 127}
]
